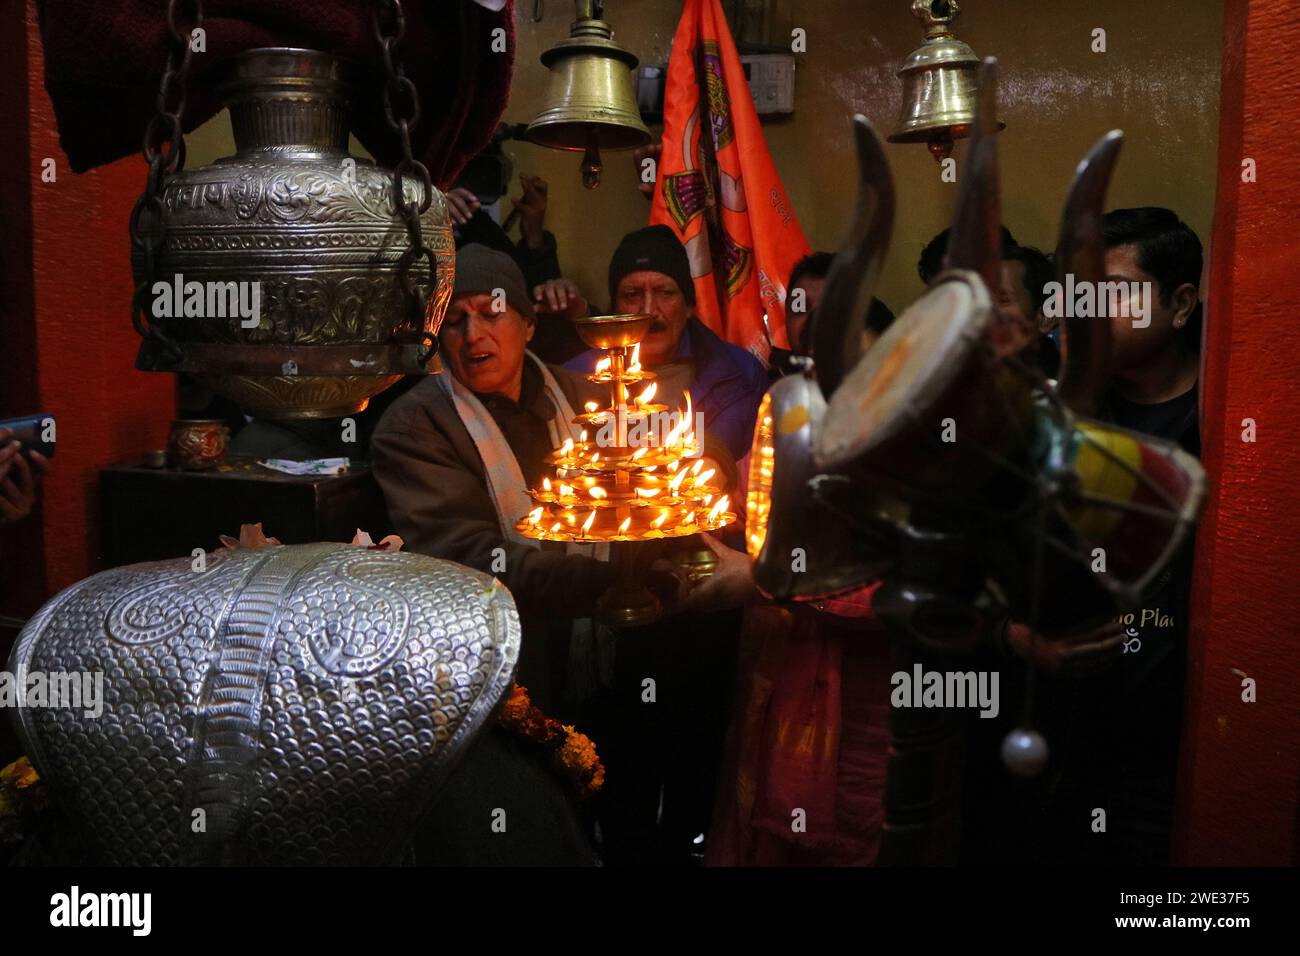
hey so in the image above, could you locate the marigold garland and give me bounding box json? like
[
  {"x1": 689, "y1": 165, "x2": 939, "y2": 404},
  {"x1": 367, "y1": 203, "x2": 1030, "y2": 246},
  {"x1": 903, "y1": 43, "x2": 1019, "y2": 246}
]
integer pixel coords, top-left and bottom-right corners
[
  {"x1": 498, "y1": 684, "x2": 605, "y2": 800},
  {"x1": 0, "y1": 756, "x2": 47, "y2": 828}
]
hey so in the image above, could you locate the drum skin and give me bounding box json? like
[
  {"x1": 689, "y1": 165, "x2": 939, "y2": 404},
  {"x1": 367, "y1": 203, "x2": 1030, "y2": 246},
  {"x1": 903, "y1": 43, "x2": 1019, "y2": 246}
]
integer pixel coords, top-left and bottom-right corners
[
  {"x1": 815, "y1": 271, "x2": 1036, "y2": 505},
  {"x1": 7, "y1": 543, "x2": 520, "y2": 865}
]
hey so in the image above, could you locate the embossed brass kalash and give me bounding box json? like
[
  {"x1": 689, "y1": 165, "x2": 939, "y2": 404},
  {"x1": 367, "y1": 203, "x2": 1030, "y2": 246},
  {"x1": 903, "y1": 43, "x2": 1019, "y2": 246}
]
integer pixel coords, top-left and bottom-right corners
[
  {"x1": 888, "y1": 0, "x2": 1004, "y2": 161},
  {"x1": 130, "y1": 7, "x2": 452, "y2": 419},
  {"x1": 516, "y1": 315, "x2": 735, "y2": 626},
  {"x1": 526, "y1": 0, "x2": 651, "y2": 188}
]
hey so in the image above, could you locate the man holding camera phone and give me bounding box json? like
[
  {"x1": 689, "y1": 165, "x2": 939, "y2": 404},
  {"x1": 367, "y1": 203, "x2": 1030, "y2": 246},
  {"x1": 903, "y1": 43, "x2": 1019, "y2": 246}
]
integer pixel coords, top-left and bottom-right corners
[{"x1": 0, "y1": 426, "x2": 50, "y2": 524}]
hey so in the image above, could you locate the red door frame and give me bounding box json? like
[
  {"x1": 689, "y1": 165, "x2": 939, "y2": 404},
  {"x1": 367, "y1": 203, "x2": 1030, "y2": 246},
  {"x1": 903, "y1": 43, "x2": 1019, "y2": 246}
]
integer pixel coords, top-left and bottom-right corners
[{"x1": 1174, "y1": 0, "x2": 1300, "y2": 866}]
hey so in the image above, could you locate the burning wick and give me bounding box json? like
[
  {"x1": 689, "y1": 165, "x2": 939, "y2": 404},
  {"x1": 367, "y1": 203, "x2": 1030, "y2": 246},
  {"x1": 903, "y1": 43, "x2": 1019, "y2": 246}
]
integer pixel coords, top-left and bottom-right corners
[{"x1": 582, "y1": 510, "x2": 597, "y2": 536}]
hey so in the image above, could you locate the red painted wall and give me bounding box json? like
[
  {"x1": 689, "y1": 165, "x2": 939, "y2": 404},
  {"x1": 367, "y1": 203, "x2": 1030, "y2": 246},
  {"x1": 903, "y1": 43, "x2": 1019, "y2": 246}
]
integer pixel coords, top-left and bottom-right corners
[
  {"x1": 0, "y1": 0, "x2": 175, "y2": 627},
  {"x1": 1175, "y1": 0, "x2": 1300, "y2": 865},
  {"x1": 0, "y1": 0, "x2": 45, "y2": 631}
]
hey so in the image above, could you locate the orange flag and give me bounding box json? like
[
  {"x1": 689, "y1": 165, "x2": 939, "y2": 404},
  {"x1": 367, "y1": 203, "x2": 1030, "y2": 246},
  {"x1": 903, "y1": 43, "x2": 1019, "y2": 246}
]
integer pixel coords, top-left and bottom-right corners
[{"x1": 650, "y1": 0, "x2": 811, "y2": 362}]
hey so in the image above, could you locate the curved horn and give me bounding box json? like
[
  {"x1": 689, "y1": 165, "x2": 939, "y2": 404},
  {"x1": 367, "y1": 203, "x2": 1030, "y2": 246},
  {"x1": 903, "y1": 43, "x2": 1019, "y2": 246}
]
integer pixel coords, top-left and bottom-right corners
[
  {"x1": 945, "y1": 57, "x2": 1001, "y2": 292},
  {"x1": 812, "y1": 115, "x2": 895, "y2": 400},
  {"x1": 1054, "y1": 130, "x2": 1124, "y2": 417}
]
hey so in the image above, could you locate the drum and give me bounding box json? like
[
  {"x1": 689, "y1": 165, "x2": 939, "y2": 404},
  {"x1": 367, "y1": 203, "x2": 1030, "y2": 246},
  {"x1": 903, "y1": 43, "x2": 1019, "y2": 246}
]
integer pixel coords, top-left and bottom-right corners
[
  {"x1": 992, "y1": 414, "x2": 1206, "y2": 633},
  {"x1": 814, "y1": 271, "x2": 1037, "y2": 510},
  {"x1": 745, "y1": 372, "x2": 901, "y2": 600}
]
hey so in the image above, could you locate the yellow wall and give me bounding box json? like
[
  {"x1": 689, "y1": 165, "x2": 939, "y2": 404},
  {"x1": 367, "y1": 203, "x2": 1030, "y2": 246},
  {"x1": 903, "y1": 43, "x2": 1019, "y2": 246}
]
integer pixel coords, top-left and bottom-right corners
[{"x1": 188, "y1": 0, "x2": 1224, "y2": 317}]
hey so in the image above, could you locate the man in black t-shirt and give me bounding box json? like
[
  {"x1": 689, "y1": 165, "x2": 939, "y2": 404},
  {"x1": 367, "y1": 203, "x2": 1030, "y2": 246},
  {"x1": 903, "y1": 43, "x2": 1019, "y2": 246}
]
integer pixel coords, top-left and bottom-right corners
[
  {"x1": 1098, "y1": 207, "x2": 1202, "y2": 456},
  {"x1": 1045, "y1": 207, "x2": 1204, "y2": 866}
]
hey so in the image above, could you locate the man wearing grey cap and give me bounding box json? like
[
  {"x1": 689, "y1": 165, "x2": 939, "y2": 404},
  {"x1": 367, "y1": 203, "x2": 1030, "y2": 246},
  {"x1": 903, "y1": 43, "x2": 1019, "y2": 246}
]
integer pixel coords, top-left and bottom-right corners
[{"x1": 372, "y1": 243, "x2": 627, "y2": 712}]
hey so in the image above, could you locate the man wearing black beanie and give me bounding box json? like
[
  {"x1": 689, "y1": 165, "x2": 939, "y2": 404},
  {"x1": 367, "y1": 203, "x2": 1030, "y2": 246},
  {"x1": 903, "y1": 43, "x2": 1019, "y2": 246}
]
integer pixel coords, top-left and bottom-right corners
[
  {"x1": 553, "y1": 224, "x2": 768, "y2": 464},
  {"x1": 536, "y1": 226, "x2": 766, "y2": 865}
]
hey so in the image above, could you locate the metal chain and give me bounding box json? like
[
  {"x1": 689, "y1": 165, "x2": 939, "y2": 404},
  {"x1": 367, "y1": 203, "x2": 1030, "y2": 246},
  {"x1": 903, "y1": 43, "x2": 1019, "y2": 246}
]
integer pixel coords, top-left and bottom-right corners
[
  {"x1": 128, "y1": 0, "x2": 203, "y2": 360},
  {"x1": 373, "y1": 0, "x2": 439, "y2": 363}
]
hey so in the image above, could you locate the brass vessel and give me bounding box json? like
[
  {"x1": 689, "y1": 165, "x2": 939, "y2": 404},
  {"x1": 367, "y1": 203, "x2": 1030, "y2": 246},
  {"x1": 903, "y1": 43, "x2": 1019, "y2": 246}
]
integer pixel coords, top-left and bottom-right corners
[
  {"x1": 165, "y1": 418, "x2": 230, "y2": 470},
  {"x1": 133, "y1": 48, "x2": 454, "y2": 419},
  {"x1": 572, "y1": 313, "x2": 653, "y2": 349}
]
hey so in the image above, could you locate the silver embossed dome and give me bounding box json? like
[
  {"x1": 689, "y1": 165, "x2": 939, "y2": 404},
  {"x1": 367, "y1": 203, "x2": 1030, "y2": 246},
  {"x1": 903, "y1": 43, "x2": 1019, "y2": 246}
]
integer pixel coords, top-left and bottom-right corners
[{"x1": 7, "y1": 543, "x2": 520, "y2": 865}]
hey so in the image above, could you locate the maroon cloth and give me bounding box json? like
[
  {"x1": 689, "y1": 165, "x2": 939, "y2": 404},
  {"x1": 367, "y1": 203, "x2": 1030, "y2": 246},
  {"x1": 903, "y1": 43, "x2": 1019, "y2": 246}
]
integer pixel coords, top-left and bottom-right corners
[
  {"x1": 36, "y1": 0, "x2": 515, "y2": 186},
  {"x1": 707, "y1": 585, "x2": 893, "y2": 866}
]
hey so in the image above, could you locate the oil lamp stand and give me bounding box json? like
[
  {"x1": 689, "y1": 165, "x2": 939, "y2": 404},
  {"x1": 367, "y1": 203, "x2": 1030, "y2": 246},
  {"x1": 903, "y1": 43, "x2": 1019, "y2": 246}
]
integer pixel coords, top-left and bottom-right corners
[{"x1": 595, "y1": 541, "x2": 663, "y2": 629}]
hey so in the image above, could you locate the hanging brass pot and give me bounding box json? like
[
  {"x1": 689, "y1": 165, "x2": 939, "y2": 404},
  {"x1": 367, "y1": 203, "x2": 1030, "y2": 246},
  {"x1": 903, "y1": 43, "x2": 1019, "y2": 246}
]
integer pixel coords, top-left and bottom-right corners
[{"x1": 133, "y1": 48, "x2": 454, "y2": 419}]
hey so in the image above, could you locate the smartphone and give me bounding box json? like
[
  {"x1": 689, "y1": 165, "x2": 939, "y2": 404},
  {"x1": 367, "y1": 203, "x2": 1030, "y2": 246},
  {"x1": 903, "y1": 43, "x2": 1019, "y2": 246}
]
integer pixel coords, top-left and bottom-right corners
[{"x1": 0, "y1": 413, "x2": 57, "y2": 460}]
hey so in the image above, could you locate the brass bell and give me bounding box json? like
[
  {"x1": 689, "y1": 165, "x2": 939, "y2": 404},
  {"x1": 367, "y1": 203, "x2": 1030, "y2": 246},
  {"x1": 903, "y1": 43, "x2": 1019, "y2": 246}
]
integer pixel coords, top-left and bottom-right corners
[
  {"x1": 526, "y1": 0, "x2": 651, "y2": 188},
  {"x1": 888, "y1": 0, "x2": 1003, "y2": 162}
]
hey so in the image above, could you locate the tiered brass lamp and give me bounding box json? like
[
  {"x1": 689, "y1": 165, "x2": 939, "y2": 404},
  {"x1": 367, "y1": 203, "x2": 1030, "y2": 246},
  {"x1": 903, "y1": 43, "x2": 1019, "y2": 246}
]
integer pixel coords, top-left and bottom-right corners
[
  {"x1": 516, "y1": 314, "x2": 735, "y2": 625},
  {"x1": 525, "y1": 0, "x2": 651, "y2": 188}
]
